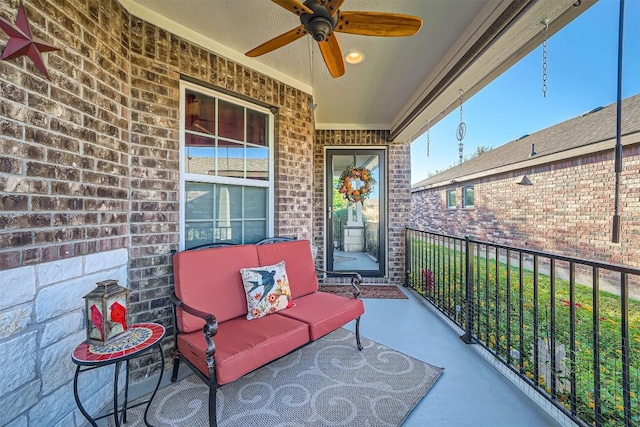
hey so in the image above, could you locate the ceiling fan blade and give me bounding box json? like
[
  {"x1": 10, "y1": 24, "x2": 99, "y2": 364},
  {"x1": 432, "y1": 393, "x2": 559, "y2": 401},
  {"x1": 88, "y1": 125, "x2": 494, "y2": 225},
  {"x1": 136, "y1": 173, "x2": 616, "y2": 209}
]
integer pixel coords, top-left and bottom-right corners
[
  {"x1": 335, "y1": 12, "x2": 423, "y2": 37},
  {"x1": 318, "y1": 33, "x2": 345, "y2": 78},
  {"x1": 246, "y1": 25, "x2": 307, "y2": 57},
  {"x1": 271, "y1": 0, "x2": 313, "y2": 15},
  {"x1": 324, "y1": 0, "x2": 346, "y2": 16}
]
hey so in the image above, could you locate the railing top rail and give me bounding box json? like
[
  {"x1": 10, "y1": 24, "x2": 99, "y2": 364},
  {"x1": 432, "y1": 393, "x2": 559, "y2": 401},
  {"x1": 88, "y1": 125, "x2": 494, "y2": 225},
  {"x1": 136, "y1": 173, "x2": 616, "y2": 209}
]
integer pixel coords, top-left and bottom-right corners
[
  {"x1": 405, "y1": 227, "x2": 467, "y2": 242},
  {"x1": 406, "y1": 227, "x2": 640, "y2": 276}
]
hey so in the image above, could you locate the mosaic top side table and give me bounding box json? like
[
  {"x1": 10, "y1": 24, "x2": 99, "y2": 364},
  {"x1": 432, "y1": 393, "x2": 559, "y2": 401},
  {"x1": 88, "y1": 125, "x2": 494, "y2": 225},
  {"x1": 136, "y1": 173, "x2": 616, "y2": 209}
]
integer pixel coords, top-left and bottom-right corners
[{"x1": 71, "y1": 322, "x2": 165, "y2": 427}]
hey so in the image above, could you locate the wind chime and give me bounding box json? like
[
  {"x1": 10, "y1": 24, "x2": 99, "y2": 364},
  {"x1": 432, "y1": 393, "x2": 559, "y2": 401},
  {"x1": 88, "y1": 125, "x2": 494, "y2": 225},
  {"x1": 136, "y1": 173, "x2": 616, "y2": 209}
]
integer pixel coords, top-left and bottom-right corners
[
  {"x1": 425, "y1": 120, "x2": 430, "y2": 158},
  {"x1": 456, "y1": 89, "x2": 466, "y2": 163}
]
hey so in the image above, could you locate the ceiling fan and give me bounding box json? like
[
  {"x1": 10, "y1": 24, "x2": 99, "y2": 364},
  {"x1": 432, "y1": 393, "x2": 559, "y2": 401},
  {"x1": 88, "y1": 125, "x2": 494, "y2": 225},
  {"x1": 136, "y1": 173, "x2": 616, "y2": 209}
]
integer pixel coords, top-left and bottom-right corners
[{"x1": 245, "y1": 0, "x2": 423, "y2": 78}]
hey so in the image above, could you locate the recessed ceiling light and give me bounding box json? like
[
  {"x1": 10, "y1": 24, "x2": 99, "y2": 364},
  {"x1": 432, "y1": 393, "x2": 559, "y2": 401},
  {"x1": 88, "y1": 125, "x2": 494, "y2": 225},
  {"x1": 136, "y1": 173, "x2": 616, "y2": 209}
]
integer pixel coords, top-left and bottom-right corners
[{"x1": 345, "y1": 51, "x2": 365, "y2": 64}]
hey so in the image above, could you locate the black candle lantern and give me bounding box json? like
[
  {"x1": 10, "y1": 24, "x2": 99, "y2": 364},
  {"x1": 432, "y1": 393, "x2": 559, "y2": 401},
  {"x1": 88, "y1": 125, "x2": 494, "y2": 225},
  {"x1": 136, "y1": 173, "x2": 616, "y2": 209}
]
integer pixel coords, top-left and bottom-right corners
[{"x1": 83, "y1": 279, "x2": 130, "y2": 346}]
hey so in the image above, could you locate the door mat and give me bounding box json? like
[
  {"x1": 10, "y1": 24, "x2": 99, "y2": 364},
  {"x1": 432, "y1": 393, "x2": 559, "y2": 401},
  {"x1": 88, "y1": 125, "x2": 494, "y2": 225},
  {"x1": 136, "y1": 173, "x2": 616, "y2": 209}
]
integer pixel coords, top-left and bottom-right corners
[{"x1": 320, "y1": 285, "x2": 408, "y2": 299}]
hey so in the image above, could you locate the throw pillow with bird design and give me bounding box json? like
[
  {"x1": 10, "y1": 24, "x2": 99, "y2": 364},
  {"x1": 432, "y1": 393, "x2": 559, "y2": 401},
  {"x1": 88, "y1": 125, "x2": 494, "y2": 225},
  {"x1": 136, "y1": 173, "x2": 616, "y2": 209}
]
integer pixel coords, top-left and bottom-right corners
[{"x1": 240, "y1": 261, "x2": 293, "y2": 320}]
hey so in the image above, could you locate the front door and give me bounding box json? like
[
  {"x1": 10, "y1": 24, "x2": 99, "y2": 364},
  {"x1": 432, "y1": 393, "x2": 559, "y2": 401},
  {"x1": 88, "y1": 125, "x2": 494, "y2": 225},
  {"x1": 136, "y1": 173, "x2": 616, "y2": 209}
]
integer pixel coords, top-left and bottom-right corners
[{"x1": 326, "y1": 149, "x2": 385, "y2": 277}]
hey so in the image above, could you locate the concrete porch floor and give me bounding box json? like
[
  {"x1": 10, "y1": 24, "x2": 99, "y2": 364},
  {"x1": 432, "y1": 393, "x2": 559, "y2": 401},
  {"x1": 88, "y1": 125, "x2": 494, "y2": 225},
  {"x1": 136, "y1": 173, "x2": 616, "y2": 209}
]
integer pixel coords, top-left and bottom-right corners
[
  {"x1": 345, "y1": 286, "x2": 571, "y2": 427},
  {"x1": 118, "y1": 286, "x2": 574, "y2": 427}
]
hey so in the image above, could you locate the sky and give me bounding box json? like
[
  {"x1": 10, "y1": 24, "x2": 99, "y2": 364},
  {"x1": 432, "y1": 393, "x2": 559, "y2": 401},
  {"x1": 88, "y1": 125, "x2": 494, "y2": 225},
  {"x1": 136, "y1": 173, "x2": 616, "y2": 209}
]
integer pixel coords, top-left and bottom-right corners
[{"x1": 410, "y1": 0, "x2": 640, "y2": 184}]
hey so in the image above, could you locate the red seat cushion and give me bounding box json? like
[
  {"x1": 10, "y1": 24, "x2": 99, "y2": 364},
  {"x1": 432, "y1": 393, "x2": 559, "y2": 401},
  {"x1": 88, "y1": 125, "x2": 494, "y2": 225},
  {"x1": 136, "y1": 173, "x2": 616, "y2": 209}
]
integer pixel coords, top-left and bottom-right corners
[
  {"x1": 177, "y1": 314, "x2": 309, "y2": 385},
  {"x1": 276, "y1": 292, "x2": 364, "y2": 341},
  {"x1": 173, "y1": 245, "x2": 259, "y2": 333},
  {"x1": 256, "y1": 240, "x2": 318, "y2": 299}
]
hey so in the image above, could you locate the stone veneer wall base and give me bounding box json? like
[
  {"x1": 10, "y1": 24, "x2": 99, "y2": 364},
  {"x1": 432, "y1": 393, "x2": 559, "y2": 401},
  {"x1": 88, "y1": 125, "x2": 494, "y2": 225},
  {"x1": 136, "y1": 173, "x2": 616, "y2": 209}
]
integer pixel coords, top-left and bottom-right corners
[{"x1": 0, "y1": 249, "x2": 128, "y2": 426}]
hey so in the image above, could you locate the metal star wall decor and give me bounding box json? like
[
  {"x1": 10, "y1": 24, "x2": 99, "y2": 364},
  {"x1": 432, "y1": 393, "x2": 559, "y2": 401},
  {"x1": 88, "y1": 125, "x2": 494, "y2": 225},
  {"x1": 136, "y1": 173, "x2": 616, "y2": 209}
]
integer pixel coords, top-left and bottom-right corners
[{"x1": 0, "y1": 3, "x2": 59, "y2": 79}]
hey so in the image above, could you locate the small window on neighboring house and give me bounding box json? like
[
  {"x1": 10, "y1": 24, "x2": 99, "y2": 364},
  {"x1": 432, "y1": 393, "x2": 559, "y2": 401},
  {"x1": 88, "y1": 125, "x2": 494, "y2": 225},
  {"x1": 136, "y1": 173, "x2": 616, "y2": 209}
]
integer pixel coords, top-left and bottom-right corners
[
  {"x1": 463, "y1": 186, "x2": 474, "y2": 208},
  {"x1": 446, "y1": 189, "x2": 456, "y2": 209}
]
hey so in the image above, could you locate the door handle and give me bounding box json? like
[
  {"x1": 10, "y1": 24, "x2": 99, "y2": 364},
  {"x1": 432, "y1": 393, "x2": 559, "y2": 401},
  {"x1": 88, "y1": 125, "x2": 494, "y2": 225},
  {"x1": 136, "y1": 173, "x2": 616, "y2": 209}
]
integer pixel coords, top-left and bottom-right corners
[{"x1": 328, "y1": 206, "x2": 333, "y2": 219}]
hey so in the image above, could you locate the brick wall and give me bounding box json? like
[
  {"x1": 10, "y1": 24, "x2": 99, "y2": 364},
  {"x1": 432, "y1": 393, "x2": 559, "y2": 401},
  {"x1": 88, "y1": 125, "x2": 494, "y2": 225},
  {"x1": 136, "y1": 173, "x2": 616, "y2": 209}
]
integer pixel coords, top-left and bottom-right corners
[
  {"x1": 274, "y1": 98, "x2": 316, "y2": 240},
  {"x1": 411, "y1": 144, "x2": 640, "y2": 268},
  {"x1": 314, "y1": 130, "x2": 411, "y2": 285},
  {"x1": 0, "y1": 0, "x2": 131, "y2": 270}
]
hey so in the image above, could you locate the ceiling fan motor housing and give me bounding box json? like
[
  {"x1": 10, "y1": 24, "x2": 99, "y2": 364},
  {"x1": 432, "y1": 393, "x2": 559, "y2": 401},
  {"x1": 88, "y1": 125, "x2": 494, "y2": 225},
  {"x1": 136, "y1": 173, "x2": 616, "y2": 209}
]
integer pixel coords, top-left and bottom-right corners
[{"x1": 300, "y1": 0, "x2": 337, "y2": 41}]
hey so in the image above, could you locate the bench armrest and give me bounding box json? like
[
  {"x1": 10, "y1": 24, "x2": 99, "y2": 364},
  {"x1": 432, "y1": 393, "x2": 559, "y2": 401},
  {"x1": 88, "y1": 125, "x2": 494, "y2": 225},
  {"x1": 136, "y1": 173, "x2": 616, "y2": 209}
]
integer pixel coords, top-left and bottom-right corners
[
  {"x1": 316, "y1": 269, "x2": 362, "y2": 298},
  {"x1": 171, "y1": 292, "x2": 217, "y2": 325},
  {"x1": 171, "y1": 292, "x2": 218, "y2": 369}
]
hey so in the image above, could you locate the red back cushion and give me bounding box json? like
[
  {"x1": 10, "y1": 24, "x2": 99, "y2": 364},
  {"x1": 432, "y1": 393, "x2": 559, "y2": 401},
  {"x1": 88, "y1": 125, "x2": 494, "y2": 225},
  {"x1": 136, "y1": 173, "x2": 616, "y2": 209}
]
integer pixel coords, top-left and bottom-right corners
[
  {"x1": 173, "y1": 244, "x2": 259, "y2": 333},
  {"x1": 256, "y1": 240, "x2": 318, "y2": 299}
]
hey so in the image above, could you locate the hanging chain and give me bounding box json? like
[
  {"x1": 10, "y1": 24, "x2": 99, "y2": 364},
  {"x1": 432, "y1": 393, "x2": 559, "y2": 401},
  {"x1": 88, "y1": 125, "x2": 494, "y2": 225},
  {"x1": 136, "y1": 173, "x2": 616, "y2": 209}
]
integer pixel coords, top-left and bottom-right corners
[
  {"x1": 308, "y1": 37, "x2": 317, "y2": 111},
  {"x1": 426, "y1": 120, "x2": 430, "y2": 158},
  {"x1": 542, "y1": 20, "x2": 548, "y2": 98},
  {"x1": 456, "y1": 89, "x2": 466, "y2": 163}
]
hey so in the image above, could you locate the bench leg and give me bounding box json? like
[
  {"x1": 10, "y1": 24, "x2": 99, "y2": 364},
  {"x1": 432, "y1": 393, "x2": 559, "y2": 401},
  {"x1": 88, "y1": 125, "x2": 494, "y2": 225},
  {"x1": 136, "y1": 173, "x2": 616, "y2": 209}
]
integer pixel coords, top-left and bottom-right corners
[
  {"x1": 171, "y1": 352, "x2": 181, "y2": 382},
  {"x1": 209, "y1": 378, "x2": 217, "y2": 427},
  {"x1": 355, "y1": 317, "x2": 363, "y2": 351}
]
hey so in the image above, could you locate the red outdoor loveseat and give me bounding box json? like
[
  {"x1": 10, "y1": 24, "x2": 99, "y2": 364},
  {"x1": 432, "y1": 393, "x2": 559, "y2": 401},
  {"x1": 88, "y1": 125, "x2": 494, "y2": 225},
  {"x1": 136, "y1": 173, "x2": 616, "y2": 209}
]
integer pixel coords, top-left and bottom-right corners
[{"x1": 170, "y1": 238, "x2": 364, "y2": 426}]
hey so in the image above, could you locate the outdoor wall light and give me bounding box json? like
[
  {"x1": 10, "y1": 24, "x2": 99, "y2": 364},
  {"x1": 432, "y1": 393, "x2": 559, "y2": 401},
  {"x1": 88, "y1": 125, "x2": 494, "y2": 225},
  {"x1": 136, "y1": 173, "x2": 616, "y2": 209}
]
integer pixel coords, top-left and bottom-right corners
[
  {"x1": 345, "y1": 51, "x2": 365, "y2": 64},
  {"x1": 515, "y1": 175, "x2": 533, "y2": 186}
]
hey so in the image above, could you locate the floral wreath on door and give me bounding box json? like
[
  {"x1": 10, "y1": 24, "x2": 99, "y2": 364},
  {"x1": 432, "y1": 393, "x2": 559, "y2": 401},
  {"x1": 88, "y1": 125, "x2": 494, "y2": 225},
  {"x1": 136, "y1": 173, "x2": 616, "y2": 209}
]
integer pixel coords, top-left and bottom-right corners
[{"x1": 336, "y1": 164, "x2": 376, "y2": 204}]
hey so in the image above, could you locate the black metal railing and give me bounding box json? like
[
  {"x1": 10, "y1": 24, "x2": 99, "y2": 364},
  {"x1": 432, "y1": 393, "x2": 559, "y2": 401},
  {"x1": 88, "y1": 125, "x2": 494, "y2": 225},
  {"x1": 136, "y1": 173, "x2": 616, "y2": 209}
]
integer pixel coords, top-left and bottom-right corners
[{"x1": 405, "y1": 227, "x2": 640, "y2": 427}]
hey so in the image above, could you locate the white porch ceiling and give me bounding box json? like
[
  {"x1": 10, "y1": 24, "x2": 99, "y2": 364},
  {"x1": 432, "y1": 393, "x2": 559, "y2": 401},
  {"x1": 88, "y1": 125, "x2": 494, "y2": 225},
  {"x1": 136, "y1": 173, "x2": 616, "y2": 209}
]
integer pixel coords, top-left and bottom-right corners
[{"x1": 121, "y1": 0, "x2": 593, "y2": 142}]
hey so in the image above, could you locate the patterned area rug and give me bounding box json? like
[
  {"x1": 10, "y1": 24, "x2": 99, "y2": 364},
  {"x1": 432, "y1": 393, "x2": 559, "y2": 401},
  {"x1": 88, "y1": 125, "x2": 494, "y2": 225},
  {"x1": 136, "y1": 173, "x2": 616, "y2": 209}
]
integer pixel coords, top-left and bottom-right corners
[
  {"x1": 117, "y1": 328, "x2": 443, "y2": 427},
  {"x1": 320, "y1": 285, "x2": 408, "y2": 299}
]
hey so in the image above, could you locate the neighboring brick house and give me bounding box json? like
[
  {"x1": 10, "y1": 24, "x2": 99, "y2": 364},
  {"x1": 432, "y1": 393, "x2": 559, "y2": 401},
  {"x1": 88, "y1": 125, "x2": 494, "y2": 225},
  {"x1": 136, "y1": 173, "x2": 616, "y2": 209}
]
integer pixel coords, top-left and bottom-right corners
[
  {"x1": 0, "y1": 1, "x2": 411, "y2": 424},
  {"x1": 411, "y1": 94, "x2": 640, "y2": 269}
]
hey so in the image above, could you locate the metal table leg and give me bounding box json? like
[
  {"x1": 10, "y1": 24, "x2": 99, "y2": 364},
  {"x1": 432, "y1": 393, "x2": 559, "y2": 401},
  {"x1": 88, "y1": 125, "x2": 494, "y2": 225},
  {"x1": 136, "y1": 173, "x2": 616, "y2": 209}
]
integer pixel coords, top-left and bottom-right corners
[
  {"x1": 113, "y1": 361, "x2": 122, "y2": 427},
  {"x1": 73, "y1": 365, "x2": 99, "y2": 427},
  {"x1": 143, "y1": 342, "x2": 165, "y2": 427}
]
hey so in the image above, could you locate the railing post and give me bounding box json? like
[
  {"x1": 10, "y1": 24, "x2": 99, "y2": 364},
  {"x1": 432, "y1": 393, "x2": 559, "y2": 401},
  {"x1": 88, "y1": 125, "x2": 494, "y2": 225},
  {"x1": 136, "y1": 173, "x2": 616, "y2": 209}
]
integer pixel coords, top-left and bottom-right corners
[
  {"x1": 460, "y1": 235, "x2": 474, "y2": 344},
  {"x1": 404, "y1": 228, "x2": 410, "y2": 288}
]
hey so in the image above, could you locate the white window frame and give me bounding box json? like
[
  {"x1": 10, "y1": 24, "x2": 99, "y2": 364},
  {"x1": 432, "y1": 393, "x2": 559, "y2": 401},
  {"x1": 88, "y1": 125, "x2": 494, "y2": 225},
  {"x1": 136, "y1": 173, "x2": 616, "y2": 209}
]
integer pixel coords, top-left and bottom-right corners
[
  {"x1": 178, "y1": 81, "x2": 275, "y2": 250},
  {"x1": 446, "y1": 189, "x2": 456, "y2": 209},
  {"x1": 462, "y1": 186, "x2": 474, "y2": 208}
]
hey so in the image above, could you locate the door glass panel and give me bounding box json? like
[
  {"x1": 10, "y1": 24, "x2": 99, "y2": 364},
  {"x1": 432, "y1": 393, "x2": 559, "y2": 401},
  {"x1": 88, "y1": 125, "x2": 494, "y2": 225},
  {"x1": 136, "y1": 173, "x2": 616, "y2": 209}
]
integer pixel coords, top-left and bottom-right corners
[
  {"x1": 329, "y1": 150, "x2": 384, "y2": 275},
  {"x1": 357, "y1": 154, "x2": 380, "y2": 268}
]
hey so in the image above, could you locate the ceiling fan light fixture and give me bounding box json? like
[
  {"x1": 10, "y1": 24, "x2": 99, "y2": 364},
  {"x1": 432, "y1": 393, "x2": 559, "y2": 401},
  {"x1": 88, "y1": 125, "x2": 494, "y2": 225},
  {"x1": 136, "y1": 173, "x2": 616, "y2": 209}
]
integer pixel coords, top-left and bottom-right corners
[
  {"x1": 345, "y1": 51, "x2": 365, "y2": 64},
  {"x1": 307, "y1": 17, "x2": 333, "y2": 41}
]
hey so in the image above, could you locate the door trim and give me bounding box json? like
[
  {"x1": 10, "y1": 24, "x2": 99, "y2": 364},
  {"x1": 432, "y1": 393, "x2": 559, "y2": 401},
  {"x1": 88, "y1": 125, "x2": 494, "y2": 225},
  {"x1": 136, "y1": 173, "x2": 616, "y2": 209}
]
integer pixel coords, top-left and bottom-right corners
[{"x1": 324, "y1": 147, "x2": 386, "y2": 277}]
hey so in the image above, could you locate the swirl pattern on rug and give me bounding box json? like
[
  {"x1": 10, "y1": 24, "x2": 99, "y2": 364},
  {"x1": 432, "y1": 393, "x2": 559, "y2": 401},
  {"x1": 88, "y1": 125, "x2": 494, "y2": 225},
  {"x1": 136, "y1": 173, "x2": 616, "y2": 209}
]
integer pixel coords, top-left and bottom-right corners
[{"x1": 118, "y1": 328, "x2": 443, "y2": 427}]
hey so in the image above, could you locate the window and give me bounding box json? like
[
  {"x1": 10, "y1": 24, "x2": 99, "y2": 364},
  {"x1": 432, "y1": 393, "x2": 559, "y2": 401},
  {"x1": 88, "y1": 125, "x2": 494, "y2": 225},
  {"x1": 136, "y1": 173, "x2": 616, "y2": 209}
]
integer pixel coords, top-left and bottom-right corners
[
  {"x1": 462, "y1": 186, "x2": 474, "y2": 207},
  {"x1": 180, "y1": 82, "x2": 274, "y2": 249},
  {"x1": 446, "y1": 189, "x2": 456, "y2": 208}
]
